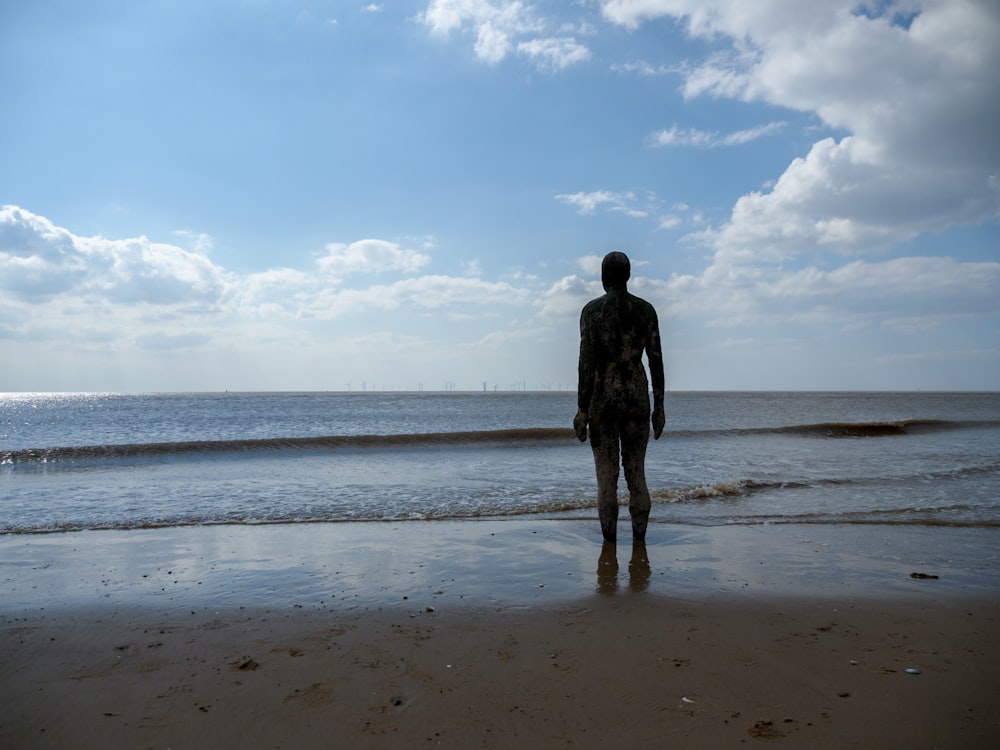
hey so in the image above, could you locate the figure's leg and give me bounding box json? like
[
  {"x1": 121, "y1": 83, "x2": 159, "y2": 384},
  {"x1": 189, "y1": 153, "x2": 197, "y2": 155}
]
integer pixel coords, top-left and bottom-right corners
[
  {"x1": 621, "y1": 415, "x2": 652, "y2": 541},
  {"x1": 588, "y1": 419, "x2": 620, "y2": 543}
]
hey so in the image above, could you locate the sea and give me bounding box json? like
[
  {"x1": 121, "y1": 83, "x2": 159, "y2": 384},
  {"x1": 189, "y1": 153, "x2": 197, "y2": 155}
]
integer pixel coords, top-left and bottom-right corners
[{"x1": 2, "y1": 391, "x2": 999, "y2": 536}]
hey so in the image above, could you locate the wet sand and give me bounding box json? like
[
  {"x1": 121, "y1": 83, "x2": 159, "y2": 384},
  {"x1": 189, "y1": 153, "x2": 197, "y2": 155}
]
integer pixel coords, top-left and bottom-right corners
[{"x1": 2, "y1": 521, "x2": 998, "y2": 748}]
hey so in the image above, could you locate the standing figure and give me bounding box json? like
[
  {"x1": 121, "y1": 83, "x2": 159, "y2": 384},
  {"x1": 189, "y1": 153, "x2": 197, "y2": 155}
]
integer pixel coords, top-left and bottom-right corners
[{"x1": 574, "y1": 251, "x2": 665, "y2": 543}]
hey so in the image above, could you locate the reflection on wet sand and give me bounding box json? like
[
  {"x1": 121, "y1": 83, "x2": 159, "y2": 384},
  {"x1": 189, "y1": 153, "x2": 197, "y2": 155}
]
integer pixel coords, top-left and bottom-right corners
[{"x1": 597, "y1": 541, "x2": 650, "y2": 593}]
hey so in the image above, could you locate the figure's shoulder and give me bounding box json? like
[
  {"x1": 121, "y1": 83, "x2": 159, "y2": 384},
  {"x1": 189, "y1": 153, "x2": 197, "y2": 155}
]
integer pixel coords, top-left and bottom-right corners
[
  {"x1": 581, "y1": 295, "x2": 607, "y2": 317},
  {"x1": 626, "y1": 291, "x2": 657, "y2": 316}
]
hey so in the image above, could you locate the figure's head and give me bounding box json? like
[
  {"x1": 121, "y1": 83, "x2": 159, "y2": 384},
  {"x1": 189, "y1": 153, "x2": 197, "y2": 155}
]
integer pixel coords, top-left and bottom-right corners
[{"x1": 601, "y1": 251, "x2": 631, "y2": 291}]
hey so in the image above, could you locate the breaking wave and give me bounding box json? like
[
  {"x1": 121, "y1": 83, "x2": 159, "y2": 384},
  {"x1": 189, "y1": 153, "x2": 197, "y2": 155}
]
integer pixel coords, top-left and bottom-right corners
[
  {"x1": 0, "y1": 428, "x2": 574, "y2": 465},
  {"x1": 5, "y1": 419, "x2": 999, "y2": 466},
  {"x1": 668, "y1": 418, "x2": 1000, "y2": 440}
]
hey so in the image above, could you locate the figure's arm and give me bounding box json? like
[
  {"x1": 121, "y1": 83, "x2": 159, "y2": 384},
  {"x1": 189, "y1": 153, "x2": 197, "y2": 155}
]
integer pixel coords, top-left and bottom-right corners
[
  {"x1": 647, "y1": 308, "x2": 665, "y2": 439},
  {"x1": 575, "y1": 309, "x2": 594, "y2": 442}
]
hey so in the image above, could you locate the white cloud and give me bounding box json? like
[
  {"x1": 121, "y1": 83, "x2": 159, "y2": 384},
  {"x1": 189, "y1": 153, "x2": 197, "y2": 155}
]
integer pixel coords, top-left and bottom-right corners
[
  {"x1": 318, "y1": 239, "x2": 430, "y2": 276},
  {"x1": 537, "y1": 273, "x2": 601, "y2": 316},
  {"x1": 555, "y1": 190, "x2": 650, "y2": 218},
  {"x1": 422, "y1": 0, "x2": 538, "y2": 36},
  {"x1": 650, "y1": 122, "x2": 785, "y2": 147},
  {"x1": 0, "y1": 205, "x2": 230, "y2": 306},
  {"x1": 651, "y1": 125, "x2": 714, "y2": 148},
  {"x1": 421, "y1": 0, "x2": 590, "y2": 70},
  {"x1": 612, "y1": 60, "x2": 674, "y2": 76},
  {"x1": 472, "y1": 326, "x2": 546, "y2": 348},
  {"x1": 0, "y1": 206, "x2": 538, "y2": 348},
  {"x1": 640, "y1": 255, "x2": 1000, "y2": 331},
  {"x1": 236, "y1": 252, "x2": 529, "y2": 320},
  {"x1": 516, "y1": 36, "x2": 590, "y2": 71},
  {"x1": 422, "y1": 0, "x2": 540, "y2": 64},
  {"x1": 2, "y1": 206, "x2": 996, "y2": 390},
  {"x1": 577, "y1": 255, "x2": 603, "y2": 276},
  {"x1": 172, "y1": 230, "x2": 214, "y2": 254},
  {"x1": 474, "y1": 21, "x2": 513, "y2": 62},
  {"x1": 600, "y1": 0, "x2": 1000, "y2": 265},
  {"x1": 555, "y1": 191, "x2": 616, "y2": 214},
  {"x1": 700, "y1": 135, "x2": 997, "y2": 265},
  {"x1": 768, "y1": 257, "x2": 1000, "y2": 315},
  {"x1": 316, "y1": 275, "x2": 529, "y2": 318},
  {"x1": 721, "y1": 122, "x2": 786, "y2": 145}
]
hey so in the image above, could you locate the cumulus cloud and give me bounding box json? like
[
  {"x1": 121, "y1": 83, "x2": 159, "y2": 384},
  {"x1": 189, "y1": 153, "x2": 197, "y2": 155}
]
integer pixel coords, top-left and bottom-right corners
[
  {"x1": 235, "y1": 259, "x2": 532, "y2": 321},
  {"x1": 600, "y1": 0, "x2": 1000, "y2": 264},
  {"x1": 3, "y1": 204, "x2": 995, "y2": 389},
  {"x1": 318, "y1": 239, "x2": 430, "y2": 277},
  {"x1": 421, "y1": 0, "x2": 590, "y2": 69},
  {"x1": 648, "y1": 255, "x2": 1000, "y2": 330},
  {"x1": 0, "y1": 205, "x2": 229, "y2": 306},
  {"x1": 531, "y1": 249, "x2": 999, "y2": 345},
  {"x1": 759, "y1": 257, "x2": 1000, "y2": 324},
  {"x1": 537, "y1": 273, "x2": 599, "y2": 316},
  {"x1": 577, "y1": 255, "x2": 604, "y2": 276},
  {"x1": 700, "y1": 135, "x2": 997, "y2": 265},
  {"x1": 0, "y1": 205, "x2": 543, "y2": 356}
]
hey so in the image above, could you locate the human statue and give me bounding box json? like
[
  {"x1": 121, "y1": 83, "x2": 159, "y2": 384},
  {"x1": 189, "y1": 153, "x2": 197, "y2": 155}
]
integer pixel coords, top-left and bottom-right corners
[{"x1": 574, "y1": 251, "x2": 665, "y2": 543}]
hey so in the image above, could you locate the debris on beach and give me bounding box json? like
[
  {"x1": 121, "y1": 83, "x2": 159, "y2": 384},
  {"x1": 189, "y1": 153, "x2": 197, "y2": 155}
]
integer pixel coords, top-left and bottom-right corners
[
  {"x1": 232, "y1": 657, "x2": 260, "y2": 671},
  {"x1": 748, "y1": 720, "x2": 785, "y2": 740}
]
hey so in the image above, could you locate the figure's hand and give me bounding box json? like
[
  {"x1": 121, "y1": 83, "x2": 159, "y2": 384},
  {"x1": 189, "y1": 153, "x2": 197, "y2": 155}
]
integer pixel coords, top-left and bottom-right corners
[
  {"x1": 573, "y1": 410, "x2": 589, "y2": 442},
  {"x1": 651, "y1": 407, "x2": 665, "y2": 439}
]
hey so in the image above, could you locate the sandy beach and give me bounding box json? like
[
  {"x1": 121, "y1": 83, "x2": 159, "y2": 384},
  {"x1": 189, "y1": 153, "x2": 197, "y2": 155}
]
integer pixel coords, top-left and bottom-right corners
[{"x1": 2, "y1": 520, "x2": 998, "y2": 748}]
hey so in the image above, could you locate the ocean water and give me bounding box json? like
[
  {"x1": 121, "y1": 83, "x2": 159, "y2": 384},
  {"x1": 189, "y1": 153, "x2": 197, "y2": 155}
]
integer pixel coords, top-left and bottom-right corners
[{"x1": 1, "y1": 391, "x2": 999, "y2": 535}]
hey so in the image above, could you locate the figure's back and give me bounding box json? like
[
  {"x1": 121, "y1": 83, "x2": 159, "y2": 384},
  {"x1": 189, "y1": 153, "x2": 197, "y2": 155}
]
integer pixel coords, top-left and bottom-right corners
[{"x1": 580, "y1": 288, "x2": 657, "y2": 411}]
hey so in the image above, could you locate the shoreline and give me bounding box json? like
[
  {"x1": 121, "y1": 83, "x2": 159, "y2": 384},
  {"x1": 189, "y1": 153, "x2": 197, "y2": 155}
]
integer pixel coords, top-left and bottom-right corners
[
  {"x1": 2, "y1": 519, "x2": 998, "y2": 611},
  {"x1": 2, "y1": 520, "x2": 999, "y2": 748}
]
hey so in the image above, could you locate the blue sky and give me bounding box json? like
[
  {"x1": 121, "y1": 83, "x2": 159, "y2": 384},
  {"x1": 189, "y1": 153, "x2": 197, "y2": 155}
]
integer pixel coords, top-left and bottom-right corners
[{"x1": 2, "y1": 0, "x2": 998, "y2": 392}]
